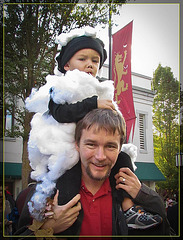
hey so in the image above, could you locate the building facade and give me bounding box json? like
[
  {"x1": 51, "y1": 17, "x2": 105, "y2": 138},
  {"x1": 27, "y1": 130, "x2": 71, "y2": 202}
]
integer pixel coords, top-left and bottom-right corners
[{"x1": 101, "y1": 64, "x2": 165, "y2": 189}]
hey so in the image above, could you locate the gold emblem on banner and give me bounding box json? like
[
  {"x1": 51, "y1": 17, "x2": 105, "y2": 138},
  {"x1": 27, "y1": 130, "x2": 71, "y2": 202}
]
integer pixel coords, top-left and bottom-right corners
[{"x1": 114, "y1": 50, "x2": 128, "y2": 104}]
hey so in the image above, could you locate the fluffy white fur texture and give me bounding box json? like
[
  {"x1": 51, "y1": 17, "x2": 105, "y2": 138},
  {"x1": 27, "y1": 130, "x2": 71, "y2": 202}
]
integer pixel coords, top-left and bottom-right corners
[
  {"x1": 26, "y1": 69, "x2": 119, "y2": 181},
  {"x1": 26, "y1": 69, "x2": 137, "y2": 220},
  {"x1": 55, "y1": 27, "x2": 98, "y2": 50}
]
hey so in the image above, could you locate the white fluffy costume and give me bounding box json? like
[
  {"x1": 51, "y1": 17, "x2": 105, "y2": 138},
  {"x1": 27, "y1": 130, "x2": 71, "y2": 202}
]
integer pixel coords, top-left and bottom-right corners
[{"x1": 25, "y1": 28, "x2": 137, "y2": 221}]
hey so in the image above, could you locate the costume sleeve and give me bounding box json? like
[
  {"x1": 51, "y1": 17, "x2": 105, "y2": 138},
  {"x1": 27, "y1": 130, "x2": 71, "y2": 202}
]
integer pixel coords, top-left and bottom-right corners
[
  {"x1": 132, "y1": 183, "x2": 170, "y2": 235},
  {"x1": 134, "y1": 183, "x2": 166, "y2": 216},
  {"x1": 48, "y1": 95, "x2": 98, "y2": 123}
]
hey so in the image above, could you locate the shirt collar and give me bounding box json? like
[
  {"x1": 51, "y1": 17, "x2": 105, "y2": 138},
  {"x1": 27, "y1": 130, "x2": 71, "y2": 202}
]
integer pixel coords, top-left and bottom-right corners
[{"x1": 81, "y1": 178, "x2": 111, "y2": 196}]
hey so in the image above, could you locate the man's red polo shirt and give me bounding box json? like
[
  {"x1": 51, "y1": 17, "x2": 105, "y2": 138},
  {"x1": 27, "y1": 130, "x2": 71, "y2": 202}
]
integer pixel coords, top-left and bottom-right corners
[{"x1": 79, "y1": 178, "x2": 112, "y2": 236}]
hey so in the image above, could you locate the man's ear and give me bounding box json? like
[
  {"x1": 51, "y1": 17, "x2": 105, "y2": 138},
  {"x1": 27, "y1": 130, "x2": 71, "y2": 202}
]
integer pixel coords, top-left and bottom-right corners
[
  {"x1": 64, "y1": 62, "x2": 70, "y2": 71},
  {"x1": 75, "y1": 142, "x2": 80, "y2": 152}
]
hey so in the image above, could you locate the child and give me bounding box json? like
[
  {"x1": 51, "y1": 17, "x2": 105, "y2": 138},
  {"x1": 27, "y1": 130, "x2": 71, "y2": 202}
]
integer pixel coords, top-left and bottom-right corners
[{"x1": 26, "y1": 27, "x2": 162, "y2": 229}]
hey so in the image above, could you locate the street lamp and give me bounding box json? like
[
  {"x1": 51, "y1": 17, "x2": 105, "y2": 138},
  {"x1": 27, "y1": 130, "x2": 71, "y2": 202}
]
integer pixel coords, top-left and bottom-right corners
[{"x1": 176, "y1": 152, "x2": 183, "y2": 167}]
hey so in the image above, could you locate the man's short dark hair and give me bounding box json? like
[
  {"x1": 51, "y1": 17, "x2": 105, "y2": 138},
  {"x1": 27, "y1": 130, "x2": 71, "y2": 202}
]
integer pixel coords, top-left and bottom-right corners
[{"x1": 75, "y1": 109, "x2": 126, "y2": 148}]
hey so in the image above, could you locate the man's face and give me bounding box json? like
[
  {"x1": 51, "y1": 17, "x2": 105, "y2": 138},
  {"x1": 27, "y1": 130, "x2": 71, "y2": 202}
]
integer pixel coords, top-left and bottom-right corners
[
  {"x1": 64, "y1": 48, "x2": 100, "y2": 77},
  {"x1": 76, "y1": 125, "x2": 121, "y2": 182}
]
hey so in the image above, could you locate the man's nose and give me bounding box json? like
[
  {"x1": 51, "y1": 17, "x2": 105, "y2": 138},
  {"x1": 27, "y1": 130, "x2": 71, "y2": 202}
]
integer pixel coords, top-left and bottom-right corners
[{"x1": 95, "y1": 147, "x2": 106, "y2": 160}]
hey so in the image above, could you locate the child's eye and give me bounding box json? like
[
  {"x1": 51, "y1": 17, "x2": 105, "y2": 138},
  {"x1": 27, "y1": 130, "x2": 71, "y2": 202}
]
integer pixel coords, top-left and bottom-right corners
[{"x1": 79, "y1": 58, "x2": 85, "y2": 61}]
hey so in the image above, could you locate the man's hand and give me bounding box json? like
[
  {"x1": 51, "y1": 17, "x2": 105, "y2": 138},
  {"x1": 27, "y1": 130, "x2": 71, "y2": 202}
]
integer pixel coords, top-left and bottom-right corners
[
  {"x1": 98, "y1": 99, "x2": 116, "y2": 110},
  {"x1": 42, "y1": 191, "x2": 81, "y2": 234},
  {"x1": 115, "y1": 167, "x2": 141, "y2": 199}
]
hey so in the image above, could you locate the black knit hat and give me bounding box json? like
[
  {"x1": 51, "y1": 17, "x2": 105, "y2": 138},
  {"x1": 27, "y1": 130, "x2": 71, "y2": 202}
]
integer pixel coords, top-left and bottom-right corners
[{"x1": 56, "y1": 36, "x2": 107, "y2": 74}]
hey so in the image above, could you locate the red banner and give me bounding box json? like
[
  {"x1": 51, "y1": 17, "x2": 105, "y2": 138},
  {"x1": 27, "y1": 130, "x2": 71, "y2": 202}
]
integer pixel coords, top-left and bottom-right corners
[{"x1": 112, "y1": 21, "x2": 136, "y2": 143}]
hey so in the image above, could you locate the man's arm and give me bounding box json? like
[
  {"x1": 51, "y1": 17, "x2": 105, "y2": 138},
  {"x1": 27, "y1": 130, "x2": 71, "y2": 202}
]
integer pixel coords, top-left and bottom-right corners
[
  {"x1": 133, "y1": 183, "x2": 168, "y2": 222},
  {"x1": 14, "y1": 191, "x2": 81, "y2": 236},
  {"x1": 115, "y1": 168, "x2": 170, "y2": 235},
  {"x1": 14, "y1": 186, "x2": 81, "y2": 236}
]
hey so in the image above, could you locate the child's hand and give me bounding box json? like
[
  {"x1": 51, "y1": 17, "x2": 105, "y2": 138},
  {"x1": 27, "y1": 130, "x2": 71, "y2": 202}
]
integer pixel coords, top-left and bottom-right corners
[{"x1": 98, "y1": 99, "x2": 115, "y2": 110}]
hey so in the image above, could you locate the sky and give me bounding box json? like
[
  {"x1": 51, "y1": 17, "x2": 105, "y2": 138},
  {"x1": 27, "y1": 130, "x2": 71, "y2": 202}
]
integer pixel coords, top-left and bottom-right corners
[{"x1": 97, "y1": 3, "x2": 179, "y2": 80}]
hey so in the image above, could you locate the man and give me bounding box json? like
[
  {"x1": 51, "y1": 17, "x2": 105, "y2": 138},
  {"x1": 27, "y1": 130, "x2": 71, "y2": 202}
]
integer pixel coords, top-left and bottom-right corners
[
  {"x1": 26, "y1": 27, "x2": 156, "y2": 230},
  {"x1": 16, "y1": 109, "x2": 169, "y2": 237}
]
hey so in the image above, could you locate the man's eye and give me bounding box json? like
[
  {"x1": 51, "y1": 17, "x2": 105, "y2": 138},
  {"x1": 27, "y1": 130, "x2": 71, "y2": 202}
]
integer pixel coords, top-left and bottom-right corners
[
  {"x1": 107, "y1": 145, "x2": 117, "y2": 150},
  {"x1": 87, "y1": 143, "x2": 96, "y2": 148},
  {"x1": 79, "y1": 58, "x2": 85, "y2": 61}
]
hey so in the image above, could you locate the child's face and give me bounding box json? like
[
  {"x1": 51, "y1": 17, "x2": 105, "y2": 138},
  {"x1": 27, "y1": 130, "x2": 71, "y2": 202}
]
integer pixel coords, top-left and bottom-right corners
[{"x1": 64, "y1": 49, "x2": 100, "y2": 77}]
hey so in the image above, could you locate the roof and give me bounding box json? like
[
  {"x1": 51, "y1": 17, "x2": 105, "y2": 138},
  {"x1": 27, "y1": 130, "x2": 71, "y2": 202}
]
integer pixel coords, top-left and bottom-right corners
[
  {"x1": 135, "y1": 162, "x2": 166, "y2": 181},
  {"x1": 1, "y1": 162, "x2": 166, "y2": 181}
]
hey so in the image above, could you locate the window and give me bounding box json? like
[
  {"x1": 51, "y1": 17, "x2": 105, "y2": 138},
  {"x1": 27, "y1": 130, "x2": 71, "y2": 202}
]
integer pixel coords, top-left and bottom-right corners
[
  {"x1": 139, "y1": 113, "x2": 146, "y2": 151},
  {"x1": 5, "y1": 110, "x2": 13, "y2": 131}
]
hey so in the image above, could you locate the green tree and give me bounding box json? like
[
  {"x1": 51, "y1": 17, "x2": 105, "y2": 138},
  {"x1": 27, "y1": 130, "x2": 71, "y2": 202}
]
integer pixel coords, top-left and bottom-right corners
[
  {"x1": 4, "y1": 1, "x2": 125, "y2": 188},
  {"x1": 152, "y1": 64, "x2": 179, "y2": 195},
  {"x1": 180, "y1": 88, "x2": 183, "y2": 153}
]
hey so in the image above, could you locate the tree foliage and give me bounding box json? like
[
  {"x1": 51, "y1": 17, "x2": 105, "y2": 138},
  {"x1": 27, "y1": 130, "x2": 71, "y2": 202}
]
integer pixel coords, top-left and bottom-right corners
[
  {"x1": 180, "y1": 88, "x2": 183, "y2": 153},
  {"x1": 152, "y1": 64, "x2": 179, "y2": 194},
  {"x1": 3, "y1": 0, "x2": 124, "y2": 187},
  {"x1": 4, "y1": 0, "x2": 123, "y2": 139}
]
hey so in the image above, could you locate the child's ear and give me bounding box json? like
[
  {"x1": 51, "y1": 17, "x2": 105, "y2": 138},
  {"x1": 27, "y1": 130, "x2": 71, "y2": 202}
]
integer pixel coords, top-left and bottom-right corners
[{"x1": 64, "y1": 62, "x2": 70, "y2": 71}]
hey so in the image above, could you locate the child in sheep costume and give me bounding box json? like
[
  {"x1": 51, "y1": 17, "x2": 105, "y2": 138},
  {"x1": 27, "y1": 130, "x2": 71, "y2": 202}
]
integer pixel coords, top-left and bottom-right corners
[{"x1": 25, "y1": 28, "x2": 137, "y2": 222}]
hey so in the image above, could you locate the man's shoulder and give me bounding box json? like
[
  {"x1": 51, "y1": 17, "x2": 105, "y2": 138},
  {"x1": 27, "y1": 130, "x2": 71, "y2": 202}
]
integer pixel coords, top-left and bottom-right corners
[{"x1": 56, "y1": 161, "x2": 81, "y2": 205}]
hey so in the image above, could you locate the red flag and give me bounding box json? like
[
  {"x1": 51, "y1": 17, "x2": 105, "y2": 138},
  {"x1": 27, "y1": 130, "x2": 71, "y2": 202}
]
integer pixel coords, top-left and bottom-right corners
[{"x1": 112, "y1": 21, "x2": 136, "y2": 142}]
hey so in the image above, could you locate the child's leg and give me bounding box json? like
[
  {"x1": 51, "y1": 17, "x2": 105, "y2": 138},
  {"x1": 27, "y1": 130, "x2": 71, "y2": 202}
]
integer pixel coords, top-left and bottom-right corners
[
  {"x1": 123, "y1": 200, "x2": 163, "y2": 230},
  {"x1": 122, "y1": 197, "x2": 134, "y2": 211},
  {"x1": 110, "y1": 151, "x2": 134, "y2": 202}
]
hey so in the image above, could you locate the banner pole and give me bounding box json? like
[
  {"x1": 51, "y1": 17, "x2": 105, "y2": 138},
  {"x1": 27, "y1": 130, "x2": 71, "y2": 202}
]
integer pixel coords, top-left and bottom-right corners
[{"x1": 108, "y1": 4, "x2": 112, "y2": 80}]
